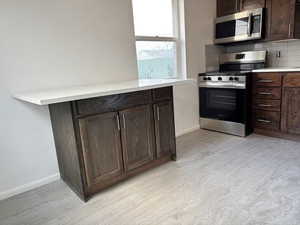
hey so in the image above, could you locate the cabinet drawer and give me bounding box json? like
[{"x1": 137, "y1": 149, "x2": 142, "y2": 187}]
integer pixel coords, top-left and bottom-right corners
[
  {"x1": 75, "y1": 90, "x2": 152, "y2": 116},
  {"x1": 283, "y1": 73, "x2": 300, "y2": 87},
  {"x1": 253, "y1": 87, "x2": 282, "y2": 99},
  {"x1": 253, "y1": 110, "x2": 280, "y2": 131},
  {"x1": 253, "y1": 73, "x2": 282, "y2": 87},
  {"x1": 152, "y1": 87, "x2": 173, "y2": 102},
  {"x1": 253, "y1": 99, "x2": 281, "y2": 112},
  {"x1": 75, "y1": 94, "x2": 120, "y2": 116},
  {"x1": 115, "y1": 90, "x2": 152, "y2": 110}
]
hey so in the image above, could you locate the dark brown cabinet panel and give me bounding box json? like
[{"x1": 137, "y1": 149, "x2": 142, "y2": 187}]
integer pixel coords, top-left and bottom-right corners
[
  {"x1": 253, "y1": 73, "x2": 282, "y2": 87},
  {"x1": 266, "y1": 0, "x2": 292, "y2": 40},
  {"x1": 78, "y1": 112, "x2": 123, "y2": 188},
  {"x1": 240, "y1": 0, "x2": 266, "y2": 10},
  {"x1": 283, "y1": 73, "x2": 300, "y2": 87},
  {"x1": 152, "y1": 87, "x2": 173, "y2": 102},
  {"x1": 281, "y1": 74, "x2": 300, "y2": 135},
  {"x1": 120, "y1": 105, "x2": 155, "y2": 172},
  {"x1": 253, "y1": 99, "x2": 281, "y2": 111},
  {"x1": 282, "y1": 88, "x2": 300, "y2": 135},
  {"x1": 217, "y1": 0, "x2": 240, "y2": 17},
  {"x1": 154, "y1": 101, "x2": 176, "y2": 159},
  {"x1": 253, "y1": 87, "x2": 282, "y2": 99},
  {"x1": 253, "y1": 110, "x2": 281, "y2": 131},
  {"x1": 265, "y1": 0, "x2": 300, "y2": 41}
]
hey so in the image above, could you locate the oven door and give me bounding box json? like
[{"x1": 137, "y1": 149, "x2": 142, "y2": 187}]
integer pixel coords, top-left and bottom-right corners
[
  {"x1": 199, "y1": 88, "x2": 246, "y2": 124},
  {"x1": 215, "y1": 8, "x2": 263, "y2": 44}
]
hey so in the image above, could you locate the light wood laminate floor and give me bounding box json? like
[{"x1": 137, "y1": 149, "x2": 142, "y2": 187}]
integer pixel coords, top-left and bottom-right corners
[{"x1": 1, "y1": 129, "x2": 300, "y2": 225}]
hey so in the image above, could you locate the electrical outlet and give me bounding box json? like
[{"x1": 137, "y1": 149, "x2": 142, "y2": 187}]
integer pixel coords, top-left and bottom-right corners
[{"x1": 276, "y1": 50, "x2": 281, "y2": 58}]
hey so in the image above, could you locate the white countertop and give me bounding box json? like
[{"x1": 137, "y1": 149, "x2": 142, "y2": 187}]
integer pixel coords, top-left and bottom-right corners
[
  {"x1": 14, "y1": 79, "x2": 195, "y2": 105},
  {"x1": 252, "y1": 67, "x2": 300, "y2": 73}
]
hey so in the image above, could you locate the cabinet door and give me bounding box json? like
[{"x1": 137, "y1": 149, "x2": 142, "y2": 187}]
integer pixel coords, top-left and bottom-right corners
[
  {"x1": 281, "y1": 88, "x2": 300, "y2": 135},
  {"x1": 217, "y1": 0, "x2": 240, "y2": 17},
  {"x1": 120, "y1": 105, "x2": 155, "y2": 172},
  {"x1": 78, "y1": 112, "x2": 123, "y2": 187},
  {"x1": 266, "y1": 0, "x2": 292, "y2": 40},
  {"x1": 240, "y1": 0, "x2": 266, "y2": 11},
  {"x1": 154, "y1": 101, "x2": 176, "y2": 158}
]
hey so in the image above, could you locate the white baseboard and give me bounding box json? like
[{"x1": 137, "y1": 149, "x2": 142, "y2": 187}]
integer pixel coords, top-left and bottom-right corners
[
  {"x1": 0, "y1": 173, "x2": 60, "y2": 201},
  {"x1": 176, "y1": 125, "x2": 200, "y2": 137}
]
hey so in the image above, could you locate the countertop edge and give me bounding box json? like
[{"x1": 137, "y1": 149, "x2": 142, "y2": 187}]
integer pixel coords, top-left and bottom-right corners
[
  {"x1": 14, "y1": 79, "x2": 196, "y2": 106},
  {"x1": 252, "y1": 69, "x2": 300, "y2": 73}
]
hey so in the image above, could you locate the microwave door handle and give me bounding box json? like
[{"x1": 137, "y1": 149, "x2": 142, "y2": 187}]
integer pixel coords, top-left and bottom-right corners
[{"x1": 247, "y1": 13, "x2": 252, "y2": 36}]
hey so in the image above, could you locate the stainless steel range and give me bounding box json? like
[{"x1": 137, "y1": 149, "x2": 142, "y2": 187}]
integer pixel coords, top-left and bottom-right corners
[{"x1": 199, "y1": 50, "x2": 266, "y2": 137}]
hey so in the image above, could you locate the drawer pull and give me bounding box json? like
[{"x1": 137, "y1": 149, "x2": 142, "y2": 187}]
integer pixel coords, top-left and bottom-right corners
[
  {"x1": 257, "y1": 79, "x2": 273, "y2": 83},
  {"x1": 258, "y1": 92, "x2": 272, "y2": 95},
  {"x1": 257, "y1": 119, "x2": 272, "y2": 124},
  {"x1": 258, "y1": 104, "x2": 272, "y2": 107}
]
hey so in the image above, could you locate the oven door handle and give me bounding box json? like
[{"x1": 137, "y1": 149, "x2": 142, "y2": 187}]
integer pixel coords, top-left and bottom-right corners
[{"x1": 247, "y1": 13, "x2": 253, "y2": 36}]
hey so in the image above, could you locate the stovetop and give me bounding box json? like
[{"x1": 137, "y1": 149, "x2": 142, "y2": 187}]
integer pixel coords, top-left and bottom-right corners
[{"x1": 201, "y1": 71, "x2": 251, "y2": 77}]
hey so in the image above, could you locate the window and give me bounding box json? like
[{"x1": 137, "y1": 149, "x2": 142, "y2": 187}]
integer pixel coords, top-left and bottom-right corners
[{"x1": 132, "y1": 0, "x2": 183, "y2": 79}]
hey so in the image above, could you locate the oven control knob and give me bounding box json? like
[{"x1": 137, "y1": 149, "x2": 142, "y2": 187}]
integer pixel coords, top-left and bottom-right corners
[
  {"x1": 207, "y1": 77, "x2": 212, "y2": 81},
  {"x1": 234, "y1": 77, "x2": 239, "y2": 81},
  {"x1": 218, "y1": 77, "x2": 222, "y2": 81},
  {"x1": 229, "y1": 77, "x2": 234, "y2": 81},
  {"x1": 203, "y1": 77, "x2": 208, "y2": 81}
]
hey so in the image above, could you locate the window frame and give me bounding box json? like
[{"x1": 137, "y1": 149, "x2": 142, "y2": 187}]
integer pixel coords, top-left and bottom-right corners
[{"x1": 134, "y1": 0, "x2": 183, "y2": 79}]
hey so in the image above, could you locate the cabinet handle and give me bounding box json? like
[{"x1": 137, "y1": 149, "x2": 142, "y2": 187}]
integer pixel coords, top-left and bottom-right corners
[
  {"x1": 257, "y1": 119, "x2": 272, "y2": 124},
  {"x1": 116, "y1": 115, "x2": 121, "y2": 131},
  {"x1": 247, "y1": 13, "x2": 252, "y2": 36},
  {"x1": 122, "y1": 114, "x2": 126, "y2": 129},
  {"x1": 257, "y1": 79, "x2": 273, "y2": 83},
  {"x1": 289, "y1": 24, "x2": 291, "y2": 37},
  {"x1": 258, "y1": 104, "x2": 272, "y2": 107},
  {"x1": 258, "y1": 92, "x2": 272, "y2": 95},
  {"x1": 157, "y1": 107, "x2": 160, "y2": 121}
]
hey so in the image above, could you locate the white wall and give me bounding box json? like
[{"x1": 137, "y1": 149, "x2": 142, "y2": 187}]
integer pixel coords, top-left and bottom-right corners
[
  {"x1": 0, "y1": 0, "x2": 216, "y2": 200},
  {"x1": 0, "y1": 0, "x2": 138, "y2": 200},
  {"x1": 173, "y1": 0, "x2": 215, "y2": 136}
]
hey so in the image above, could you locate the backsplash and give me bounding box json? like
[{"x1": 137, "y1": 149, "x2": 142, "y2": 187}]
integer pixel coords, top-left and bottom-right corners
[
  {"x1": 205, "y1": 40, "x2": 300, "y2": 71},
  {"x1": 225, "y1": 40, "x2": 300, "y2": 68}
]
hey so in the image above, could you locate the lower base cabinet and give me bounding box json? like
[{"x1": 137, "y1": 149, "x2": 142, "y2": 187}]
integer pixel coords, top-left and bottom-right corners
[
  {"x1": 252, "y1": 73, "x2": 300, "y2": 141},
  {"x1": 49, "y1": 87, "x2": 176, "y2": 201}
]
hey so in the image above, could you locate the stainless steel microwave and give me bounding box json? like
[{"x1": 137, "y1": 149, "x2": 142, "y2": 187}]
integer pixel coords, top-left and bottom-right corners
[{"x1": 215, "y1": 8, "x2": 264, "y2": 44}]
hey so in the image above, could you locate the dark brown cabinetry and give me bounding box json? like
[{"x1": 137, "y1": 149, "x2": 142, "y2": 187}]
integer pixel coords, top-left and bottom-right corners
[
  {"x1": 154, "y1": 101, "x2": 176, "y2": 159},
  {"x1": 120, "y1": 105, "x2": 155, "y2": 172},
  {"x1": 240, "y1": 0, "x2": 266, "y2": 10},
  {"x1": 252, "y1": 73, "x2": 283, "y2": 132},
  {"x1": 217, "y1": 0, "x2": 240, "y2": 17},
  {"x1": 252, "y1": 72, "x2": 300, "y2": 141},
  {"x1": 265, "y1": 0, "x2": 294, "y2": 40},
  {"x1": 281, "y1": 74, "x2": 300, "y2": 135},
  {"x1": 217, "y1": 0, "x2": 300, "y2": 41},
  {"x1": 49, "y1": 87, "x2": 176, "y2": 201},
  {"x1": 78, "y1": 112, "x2": 123, "y2": 188},
  {"x1": 217, "y1": 0, "x2": 265, "y2": 16}
]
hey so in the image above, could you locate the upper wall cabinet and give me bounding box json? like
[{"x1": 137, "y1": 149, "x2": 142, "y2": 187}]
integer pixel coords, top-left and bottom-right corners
[
  {"x1": 217, "y1": 0, "x2": 265, "y2": 17},
  {"x1": 240, "y1": 0, "x2": 266, "y2": 11},
  {"x1": 217, "y1": 0, "x2": 300, "y2": 42},
  {"x1": 217, "y1": 0, "x2": 240, "y2": 17},
  {"x1": 266, "y1": 0, "x2": 300, "y2": 41}
]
